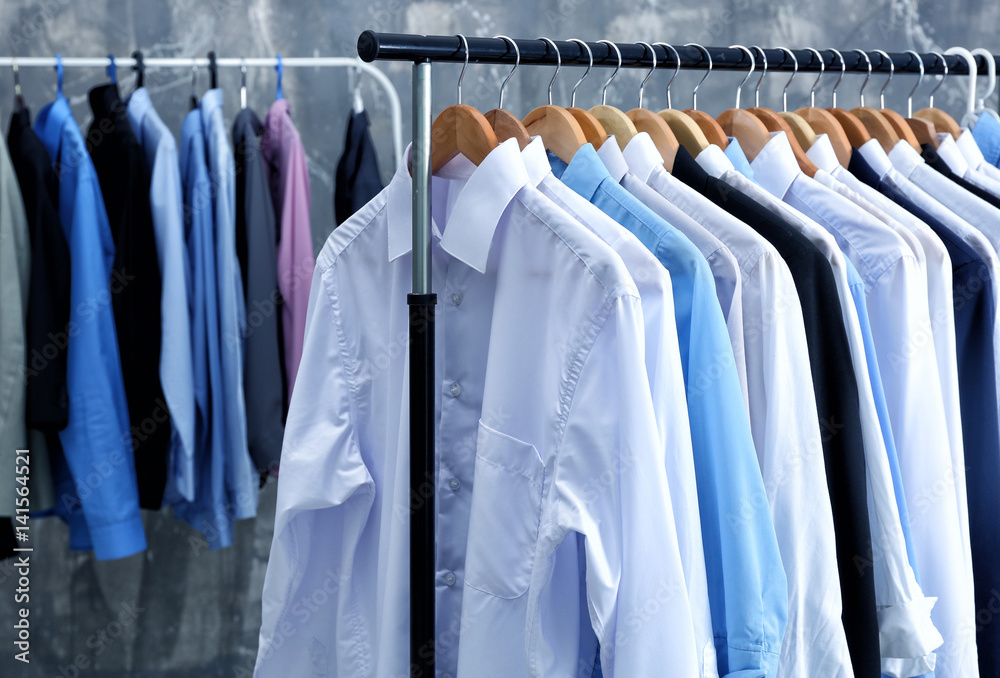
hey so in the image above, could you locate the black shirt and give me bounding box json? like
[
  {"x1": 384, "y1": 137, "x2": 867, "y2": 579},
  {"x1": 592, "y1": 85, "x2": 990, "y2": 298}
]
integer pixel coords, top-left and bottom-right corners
[
  {"x1": 7, "y1": 106, "x2": 70, "y2": 431},
  {"x1": 233, "y1": 108, "x2": 285, "y2": 473},
  {"x1": 335, "y1": 109, "x2": 384, "y2": 225},
  {"x1": 672, "y1": 146, "x2": 881, "y2": 678},
  {"x1": 86, "y1": 83, "x2": 169, "y2": 509}
]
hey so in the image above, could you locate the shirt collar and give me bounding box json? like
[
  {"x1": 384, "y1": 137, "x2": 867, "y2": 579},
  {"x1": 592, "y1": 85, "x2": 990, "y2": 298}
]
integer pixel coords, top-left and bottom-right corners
[
  {"x1": 972, "y1": 111, "x2": 1000, "y2": 165},
  {"x1": 695, "y1": 142, "x2": 735, "y2": 177},
  {"x1": 956, "y1": 128, "x2": 988, "y2": 168},
  {"x1": 596, "y1": 135, "x2": 630, "y2": 182},
  {"x1": 557, "y1": 143, "x2": 614, "y2": 201},
  {"x1": 387, "y1": 138, "x2": 529, "y2": 273},
  {"x1": 935, "y1": 133, "x2": 971, "y2": 175},
  {"x1": 35, "y1": 95, "x2": 72, "y2": 161},
  {"x1": 127, "y1": 86, "x2": 153, "y2": 144},
  {"x1": 887, "y1": 138, "x2": 926, "y2": 178},
  {"x1": 750, "y1": 131, "x2": 800, "y2": 199},
  {"x1": 724, "y1": 137, "x2": 755, "y2": 180},
  {"x1": 621, "y1": 132, "x2": 664, "y2": 182},
  {"x1": 806, "y1": 133, "x2": 841, "y2": 172},
  {"x1": 858, "y1": 138, "x2": 894, "y2": 178},
  {"x1": 521, "y1": 136, "x2": 552, "y2": 186}
]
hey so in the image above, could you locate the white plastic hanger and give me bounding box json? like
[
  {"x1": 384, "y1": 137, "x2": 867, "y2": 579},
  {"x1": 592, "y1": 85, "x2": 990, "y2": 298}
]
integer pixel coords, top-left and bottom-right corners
[
  {"x1": 945, "y1": 46, "x2": 977, "y2": 127},
  {"x1": 970, "y1": 47, "x2": 1000, "y2": 124}
]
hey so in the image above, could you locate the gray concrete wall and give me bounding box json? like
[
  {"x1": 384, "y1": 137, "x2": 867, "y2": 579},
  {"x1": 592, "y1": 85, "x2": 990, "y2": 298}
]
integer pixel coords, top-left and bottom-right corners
[{"x1": 0, "y1": 0, "x2": 993, "y2": 675}]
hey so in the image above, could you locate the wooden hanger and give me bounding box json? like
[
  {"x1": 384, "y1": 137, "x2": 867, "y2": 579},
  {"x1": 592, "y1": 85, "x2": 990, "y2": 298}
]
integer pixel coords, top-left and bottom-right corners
[
  {"x1": 522, "y1": 38, "x2": 587, "y2": 163},
  {"x1": 627, "y1": 42, "x2": 680, "y2": 169},
  {"x1": 484, "y1": 36, "x2": 531, "y2": 149},
  {"x1": 843, "y1": 50, "x2": 901, "y2": 154},
  {"x1": 589, "y1": 40, "x2": 637, "y2": 150},
  {"x1": 715, "y1": 45, "x2": 772, "y2": 162},
  {"x1": 914, "y1": 50, "x2": 962, "y2": 140},
  {"x1": 815, "y1": 49, "x2": 872, "y2": 150},
  {"x1": 652, "y1": 42, "x2": 709, "y2": 156},
  {"x1": 430, "y1": 35, "x2": 498, "y2": 171},
  {"x1": 771, "y1": 48, "x2": 819, "y2": 153},
  {"x1": 751, "y1": 107, "x2": 820, "y2": 176},
  {"x1": 899, "y1": 50, "x2": 940, "y2": 149},
  {"x1": 564, "y1": 39, "x2": 609, "y2": 147}
]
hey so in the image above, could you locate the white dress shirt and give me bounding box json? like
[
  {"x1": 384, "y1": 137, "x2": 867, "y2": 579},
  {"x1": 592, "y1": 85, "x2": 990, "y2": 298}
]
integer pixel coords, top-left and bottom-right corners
[
  {"x1": 255, "y1": 139, "x2": 699, "y2": 678},
  {"x1": 597, "y1": 135, "x2": 750, "y2": 412},
  {"x1": 808, "y1": 136, "x2": 972, "y2": 583},
  {"x1": 956, "y1": 128, "x2": 1000, "y2": 186},
  {"x1": 751, "y1": 134, "x2": 952, "y2": 677},
  {"x1": 522, "y1": 137, "x2": 719, "y2": 677},
  {"x1": 933, "y1": 131, "x2": 1000, "y2": 196},
  {"x1": 626, "y1": 134, "x2": 853, "y2": 678}
]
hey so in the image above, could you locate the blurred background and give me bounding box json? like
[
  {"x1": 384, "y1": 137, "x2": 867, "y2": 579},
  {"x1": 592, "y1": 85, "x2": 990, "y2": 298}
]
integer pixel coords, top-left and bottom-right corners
[{"x1": 0, "y1": 0, "x2": 993, "y2": 675}]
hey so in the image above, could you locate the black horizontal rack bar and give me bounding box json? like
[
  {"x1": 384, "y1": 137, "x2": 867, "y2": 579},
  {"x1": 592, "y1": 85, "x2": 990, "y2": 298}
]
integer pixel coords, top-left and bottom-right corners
[{"x1": 359, "y1": 31, "x2": 997, "y2": 75}]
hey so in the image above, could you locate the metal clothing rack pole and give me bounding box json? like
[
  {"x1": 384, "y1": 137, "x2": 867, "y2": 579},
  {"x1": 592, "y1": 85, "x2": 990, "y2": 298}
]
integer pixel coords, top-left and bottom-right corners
[
  {"x1": 0, "y1": 54, "x2": 404, "y2": 163},
  {"x1": 357, "y1": 29, "x2": 997, "y2": 676}
]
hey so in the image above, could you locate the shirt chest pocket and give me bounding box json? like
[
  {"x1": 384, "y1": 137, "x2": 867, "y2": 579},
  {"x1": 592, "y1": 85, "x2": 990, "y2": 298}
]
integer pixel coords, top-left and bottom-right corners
[{"x1": 463, "y1": 421, "x2": 545, "y2": 600}]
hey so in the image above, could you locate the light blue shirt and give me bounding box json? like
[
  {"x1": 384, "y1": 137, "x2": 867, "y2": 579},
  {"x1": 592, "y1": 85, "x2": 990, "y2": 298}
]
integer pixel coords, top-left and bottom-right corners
[
  {"x1": 725, "y1": 137, "x2": 755, "y2": 180},
  {"x1": 127, "y1": 87, "x2": 196, "y2": 505},
  {"x1": 552, "y1": 144, "x2": 787, "y2": 678},
  {"x1": 199, "y1": 90, "x2": 256, "y2": 521},
  {"x1": 178, "y1": 108, "x2": 233, "y2": 549},
  {"x1": 36, "y1": 95, "x2": 146, "y2": 560},
  {"x1": 972, "y1": 111, "x2": 1000, "y2": 168}
]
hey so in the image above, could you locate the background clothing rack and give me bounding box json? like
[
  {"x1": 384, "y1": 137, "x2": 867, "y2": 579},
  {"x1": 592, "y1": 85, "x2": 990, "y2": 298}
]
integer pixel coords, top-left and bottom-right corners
[
  {"x1": 1, "y1": 55, "x2": 404, "y2": 164},
  {"x1": 357, "y1": 29, "x2": 1000, "y2": 677}
]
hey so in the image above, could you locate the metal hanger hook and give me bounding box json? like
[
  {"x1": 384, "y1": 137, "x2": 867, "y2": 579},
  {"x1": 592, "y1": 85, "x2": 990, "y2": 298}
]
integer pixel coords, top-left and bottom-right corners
[
  {"x1": 904, "y1": 50, "x2": 924, "y2": 117},
  {"x1": 240, "y1": 57, "x2": 247, "y2": 109},
  {"x1": 752, "y1": 45, "x2": 767, "y2": 107},
  {"x1": 12, "y1": 57, "x2": 20, "y2": 98},
  {"x1": 854, "y1": 49, "x2": 872, "y2": 107},
  {"x1": 568, "y1": 39, "x2": 592, "y2": 108},
  {"x1": 777, "y1": 47, "x2": 797, "y2": 112},
  {"x1": 805, "y1": 48, "x2": 824, "y2": 107},
  {"x1": 493, "y1": 35, "x2": 520, "y2": 110},
  {"x1": 653, "y1": 42, "x2": 681, "y2": 109},
  {"x1": 537, "y1": 37, "x2": 560, "y2": 106},
  {"x1": 684, "y1": 43, "x2": 712, "y2": 110},
  {"x1": 597, "y1": 40, "x2": 622, "y2": 106},
  {"x1": 928, "y1": 51, "x2": 947, "y2": 108},
  {"x1": 873, "y1": 49, "x2": 893, "y2": 109},
  {"x1": 729, "y1": 45, "x2": 755, "y2": 109},
  {"x1": 456, "y1": 34, "x2": 469, "y2": 105},
  {"x1": 829, "y1": 48, "x2": 846, "y2": 108},
  {"x1": 636, "y1": 41, "x2": 655, "y2": 109}
]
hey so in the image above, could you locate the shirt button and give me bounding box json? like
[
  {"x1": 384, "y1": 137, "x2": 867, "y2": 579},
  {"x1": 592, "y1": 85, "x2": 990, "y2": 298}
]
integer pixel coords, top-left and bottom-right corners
[
  {"x1": 444, "y1": 572, "x2": 456, "y2": 587},
  {"x1": 449, "y1": 382, "x2": 461, "y2": 397},
  {"x1": 449, "y1": 477, "x2": 461, "y2": 491},
  {"x1": 451, "y1": 292, "x2": 463, "y2": 306}
]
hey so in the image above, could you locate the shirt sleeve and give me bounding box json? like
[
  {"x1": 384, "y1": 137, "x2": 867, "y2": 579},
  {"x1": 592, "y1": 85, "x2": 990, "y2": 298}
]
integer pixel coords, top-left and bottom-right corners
[
  {"x1": 276, "y1": 135, "x2": 316, "y2": 399},
  {"x1": 536, "y1": 293, "x2": 701, "y2": 678},
  {"x1": 743, "y1": 252, "x2": 854, "y2": 678},
  {"x1": 56, "y1": 169, "x2": 147, "y2": 560},
  {"x1": 255, "y1": 263, "x2": 376, "y2": 678},
  {"x1": 867, "y1": 257, "x2": 969, "y2": 675}
]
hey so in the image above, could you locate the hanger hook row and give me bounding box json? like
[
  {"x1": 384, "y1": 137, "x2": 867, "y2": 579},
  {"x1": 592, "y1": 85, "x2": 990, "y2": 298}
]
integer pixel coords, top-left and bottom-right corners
[
  {"x1": 729, "y1": 45, "x2": 755, "y2": 109},
  {"x1": 684, "y1": 42, "x2": 712, "y2": 110},
  {"x1": 653, "y1": 42, "x2": 681, "y2": 109},
  {"x1": 538, "y1": 37, "x2": 560, "y2": 106}
]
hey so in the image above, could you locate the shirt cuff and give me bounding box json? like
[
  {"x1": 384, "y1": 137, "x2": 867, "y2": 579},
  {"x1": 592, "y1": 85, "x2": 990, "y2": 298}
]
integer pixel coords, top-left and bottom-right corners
[
  {"x1": 87, "y1": 514, "x2": 148, "y2": 561},
  {"x1": 877, "y1": 596, "x2": 942, "y2": 678}
]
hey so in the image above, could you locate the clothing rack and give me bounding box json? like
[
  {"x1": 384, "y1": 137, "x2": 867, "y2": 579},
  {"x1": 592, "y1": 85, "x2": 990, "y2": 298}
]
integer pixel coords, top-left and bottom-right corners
[
  {"x1": 357, "y1": 29, "x2": 1000, "y2": 676},
  {"x1": 1, "y1": 54, "x2": 403, "y2": 164}
]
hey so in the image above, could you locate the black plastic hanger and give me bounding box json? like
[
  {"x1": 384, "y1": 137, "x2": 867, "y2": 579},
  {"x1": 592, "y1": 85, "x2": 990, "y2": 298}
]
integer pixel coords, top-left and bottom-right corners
[
  {"x1": 12, "y1": 57, "x2": 24, "y2": 111},
  {"x1": 131, "y1": 50, "x2": 145, "y2": 88},
  {"x1": 208, "y1": 51, "x2": 218, "y2": 90}
]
